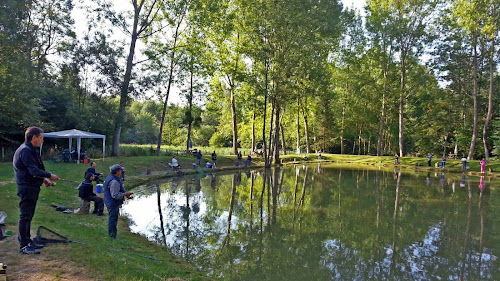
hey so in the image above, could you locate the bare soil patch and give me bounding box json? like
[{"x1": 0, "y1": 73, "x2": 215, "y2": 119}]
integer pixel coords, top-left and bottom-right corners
[{"x1": 0, "y1": 228, "x2": 95, "y2": 281}]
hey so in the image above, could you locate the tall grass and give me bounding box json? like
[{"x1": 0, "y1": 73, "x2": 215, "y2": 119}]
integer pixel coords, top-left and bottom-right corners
[{"x1": 119, "y1": 144, "x2": 254, "y2": 157}]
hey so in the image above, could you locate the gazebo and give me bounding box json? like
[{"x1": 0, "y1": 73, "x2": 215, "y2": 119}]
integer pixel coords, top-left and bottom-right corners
[{"x1": 41, "y1": 129, "x2": 106, "y2": 163}]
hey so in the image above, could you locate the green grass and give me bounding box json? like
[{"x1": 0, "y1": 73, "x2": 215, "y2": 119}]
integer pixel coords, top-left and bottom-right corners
[
  {"x1": 0, "y1": 153, "x2": 498, "y2": 280},
  {"x1": 118, "y1": 144, "x2": 255, "y2": 158},
  {"x1": 0, "y1": 157, "x2": 220, "y2": 281},
  {"x1": 280, "y1": 153, "x2": 500, "y2": 176}
]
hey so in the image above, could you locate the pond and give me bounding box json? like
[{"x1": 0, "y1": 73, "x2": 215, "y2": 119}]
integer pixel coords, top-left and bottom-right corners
[{"x1": 122, "y1": 164, "x2": 500, "y2": 280}]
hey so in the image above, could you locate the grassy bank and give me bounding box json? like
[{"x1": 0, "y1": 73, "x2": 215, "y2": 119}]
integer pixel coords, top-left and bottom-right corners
[{"x1": 0, "y1": 153, "x2": 497, "y2": 280}]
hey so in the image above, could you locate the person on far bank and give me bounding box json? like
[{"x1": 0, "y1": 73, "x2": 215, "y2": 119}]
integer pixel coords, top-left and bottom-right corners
[
  {"x1": 394, "y1": 153, "x2": 399, "y2": 165},
  {"x1": 480, "y1": 158, "x2": 487, "y2": 173},
  {"x1": 119, "y1": 162, "x2": 126, "y2": 181},
  {"x1": 85, "y1": 162, "x2": 104, "y2": 183},
  {"x1": 104, "y1": 164, "x2": 133, "y2": 238},
  {"x1": 211, "y1": 151, "x2": 217, "y2": 168},
  {"x1": 440, "y1": 156, "x2": 446, "y2": 168},
  {"x1": 427, "y1": 153, "x2": 432, "y2": 167},
  {"x1": 13, "y1": 127, "x2": 60, "y2": 254},
  {"x1": 245, "y1": 155, "x2": 252, "y2": 166},
  {"x1": 168, "y1": 156, "x2": 179, "y2": 169},
  {"x1": 196, "y1": 150, "x2": 202, "y2": 166},
  {"x1": 237, "y1": 151, "x2": 243, "y2": 165},
  {"x1": 461, "y1": 156, "x2": 467, "y2": 171}
]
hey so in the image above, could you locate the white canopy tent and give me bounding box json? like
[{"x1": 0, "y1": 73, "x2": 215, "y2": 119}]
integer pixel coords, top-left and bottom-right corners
[{"x1": 41, "y1": 129, "x2": 106, "y2": 163}]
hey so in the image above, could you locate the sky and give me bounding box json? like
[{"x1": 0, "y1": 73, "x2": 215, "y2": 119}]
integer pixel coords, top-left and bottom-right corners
[
  {"x1": 343, "y1": 0, "x2": 366, "y2": 13},
  {"x1": 71, "y1": 0, "x2": 367, "y2": 105}
]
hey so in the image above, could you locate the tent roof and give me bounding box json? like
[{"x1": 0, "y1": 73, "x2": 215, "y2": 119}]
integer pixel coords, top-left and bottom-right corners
[{"x1": 43, "y1": 129, "x2": 105, "y2": 139}]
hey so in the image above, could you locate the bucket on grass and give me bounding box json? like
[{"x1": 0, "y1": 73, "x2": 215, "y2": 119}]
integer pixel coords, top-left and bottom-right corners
[{"x1": 96, "y1": 184, "x2": 103, "y2": 194}]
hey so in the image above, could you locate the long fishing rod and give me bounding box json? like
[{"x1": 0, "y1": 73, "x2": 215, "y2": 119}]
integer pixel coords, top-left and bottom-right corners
[
  {"x1": 36, "y1": 176, "x2": 81, "y2": 186},
  {"x1": 58, "y1": 178, "x2": 81, "y2": 184}
]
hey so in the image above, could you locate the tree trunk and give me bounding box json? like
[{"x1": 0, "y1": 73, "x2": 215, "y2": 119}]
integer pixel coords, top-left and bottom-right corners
[
  {"x1": 231, "y1": 89, "x2": 238, "y2": 155},
  {"x1": 251, "y1": 110, "x2": 256, "y2": 152},
  {"x1": 398, "y1": 53, "x2": 406, "y2": 157},
  {"x1": 112, "y1": 18, "x2": 139, "y2": 156},
  {"x1": 377, "y1": 92, "x2": 386, "y2": 156},
  {"x1": 358, "y1": 130, "x2": 362, "y2": 155},
  {"x1": 303, "y1": 109, "x2": 311, "y2": 153},
  {"x1": 482, "y1": 30, "x2": 495, "y2": 160},
  {"x1": 377, "y1": 42, "x2": 390, "y2": 156},
  {"x1": 268, "y1": 97, "x2": 275, "y2": 165},
  {"x1": 280, "y1": 118, "x2": 286, "y2": 156},
  {"x1": 186, "y1": 69, "x2": 194, "y2": 153},
  {"x1": 296, "y1": 97, "x2": 300, "y2": 154},
  {"x1": 156, "y1": 17, "x2": 182, "y2": 155},
  {"x1": 262, "y1": 61, "x2": 269, "y2": 167},
  {"x1": 340, "y1": 91, "x2": 346, "y2": 155},
  {"x1": 156, "y1": 53, "x2": 177, "y2": 155},
  {"x1": 468, "y1": 36, "x2": 479, "y2": 160},
  {"x1": 443, "y1": 134, "x2": 448, "y2": 158}
]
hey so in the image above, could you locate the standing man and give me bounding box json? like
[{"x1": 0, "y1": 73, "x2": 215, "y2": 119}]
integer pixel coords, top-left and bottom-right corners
[
  {"x1": 119, "y1": 162, "x2": 126, "y2": 181},
  {"x1": 13, "y1": 127, "x2": 59, "y2": 254},
  {"x1": 461, "y1": 156, "x2": 467, "y2": 171},
  {"x1": 427, "y1": 153, "x2": 432, "y2": 167},
  {"x1": 440, "y1": 156, "x2": 446, "y2": 168},
  {"x1": 103, "y1": 164, "x2": 133, "y2": 238},
  {"x1": 196, "y1": 150, "x2": 202, "y2": 166},
  {"x1": 237, "y1": 151, "x2": 243, "y2": 165},
  {"x1": 211, "y1": 151, "x2": 217, "y2": 169}
]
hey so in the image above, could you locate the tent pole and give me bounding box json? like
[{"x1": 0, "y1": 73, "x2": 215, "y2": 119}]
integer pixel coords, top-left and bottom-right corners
[
  {"x1": 103, "y1": 137, "x2": 106, "y2": 161},
  {"x1": 77, "y1": 138, "x2": 81, "y2": 164}
]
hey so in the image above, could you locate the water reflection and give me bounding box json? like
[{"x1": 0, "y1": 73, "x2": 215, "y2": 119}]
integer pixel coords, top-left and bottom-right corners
[{"x1": 122, "y1": 165, "x2": 500, "y2": 280}]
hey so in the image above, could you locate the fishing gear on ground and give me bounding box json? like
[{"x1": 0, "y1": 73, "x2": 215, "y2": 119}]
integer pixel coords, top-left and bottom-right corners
[
  {"x1": 33, "y1": 226, "x2": 85, "y2": 245},
  {"x1": 50, "y1": 205, "x2": 73, "y2": 214}
]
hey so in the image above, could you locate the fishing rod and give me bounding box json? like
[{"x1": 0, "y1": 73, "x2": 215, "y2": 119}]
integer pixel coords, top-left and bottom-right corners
[
  {"x1": 36, "y1": 176, "x2": 81, "y2": 186},
  {"x1": 58, "y1": 178, "x2": 81, "y2": 184}
]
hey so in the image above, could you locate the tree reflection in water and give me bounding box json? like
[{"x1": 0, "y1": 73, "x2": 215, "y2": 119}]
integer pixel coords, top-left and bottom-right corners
[{"x1": 122, "y1": 165, "x2": 500, "y2": 280}]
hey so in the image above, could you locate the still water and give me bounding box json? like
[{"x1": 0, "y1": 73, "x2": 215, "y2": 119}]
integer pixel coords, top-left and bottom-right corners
[{"x1": 122, "y1": 164, "x2": 500, "y2": 280}]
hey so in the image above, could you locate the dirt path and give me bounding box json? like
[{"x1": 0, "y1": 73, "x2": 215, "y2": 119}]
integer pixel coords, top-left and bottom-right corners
[{"x1": 0, "y1": 231, "x2": 95, "y2": 281}]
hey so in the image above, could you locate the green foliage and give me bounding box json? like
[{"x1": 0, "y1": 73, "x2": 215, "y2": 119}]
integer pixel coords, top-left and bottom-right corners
[{"x1": 1, "y1": 0, "x2": 499, "y2": 164}]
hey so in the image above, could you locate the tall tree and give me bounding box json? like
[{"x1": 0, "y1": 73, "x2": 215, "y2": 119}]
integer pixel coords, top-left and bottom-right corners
[
  {"x1": 452, "y1": 0, "x2": 489, "y2": 159},
  {"x1": 481, "y1": 2, "x2": 498, "y2": 160},
  {"x1": 152, "y1": 0, "x2": 189, "y2": 155},
  {"x1": 102, "y1": 0, "x2": 166, "y2": 156},
  {"x1": 369, "y1": 0, "x2": 437, "y2": 156}
]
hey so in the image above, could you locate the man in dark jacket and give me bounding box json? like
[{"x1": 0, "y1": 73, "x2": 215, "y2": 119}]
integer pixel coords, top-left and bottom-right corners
[
  {"x1": 196, "y1": 150, "x2": 202, "y2": 166},
  {"x1": 13, "y1": 127, "x2": 59, "y2": 254},
  {"x1": 237, "y1": 151, "x2": 243, "y2": 165},
  {"x1": 79, "y1": 174, "x2": 104, "y2": 216},
  {"x1": 84, "y1": 162, "x2": 104, "y2": 183},
  {"x1": 104, "y1": 164, "x2": 133, "y2": 238}
]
